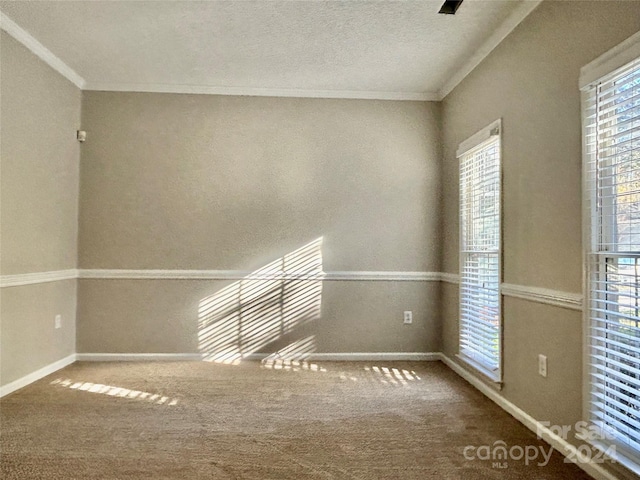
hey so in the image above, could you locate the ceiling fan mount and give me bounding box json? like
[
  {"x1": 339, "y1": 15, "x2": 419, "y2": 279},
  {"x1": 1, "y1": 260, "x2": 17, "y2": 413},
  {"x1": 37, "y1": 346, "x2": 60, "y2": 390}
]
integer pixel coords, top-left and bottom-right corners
[{"x1": 439, "y1": 0, "x2": 464, "y2": 15}]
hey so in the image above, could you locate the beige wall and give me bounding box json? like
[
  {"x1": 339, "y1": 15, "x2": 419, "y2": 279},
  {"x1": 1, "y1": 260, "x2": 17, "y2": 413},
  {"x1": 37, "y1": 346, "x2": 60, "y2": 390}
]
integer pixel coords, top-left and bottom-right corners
[
  {"x1": 1, "y1": 281, "x2": 77, "y2": 385},
  {"x1": 78, "y1": 93, "x2": 442, "y2": 354},
  {"x1": 7, "y1": 7, "x2": 640, "y2": 474},
  {"x1": 77, "y1": 279, "x2": 440, "y2": 355},
  {"x1": 440, "y1": 1, "x2": 640, "y2": 477},
  {"x1": 0, "y1": 32, "x2": 81, "y2": 385}
]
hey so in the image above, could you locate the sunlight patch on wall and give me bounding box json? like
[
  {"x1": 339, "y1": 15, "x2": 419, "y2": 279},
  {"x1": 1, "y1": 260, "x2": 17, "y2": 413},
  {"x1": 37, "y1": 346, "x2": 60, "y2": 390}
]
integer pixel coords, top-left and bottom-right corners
[
  {"x1": 198, "y1": 238, "x2": 324, "y2": 364},
  {"x1": 50, "y1": 378, "x2": 179, "y2": 405}
]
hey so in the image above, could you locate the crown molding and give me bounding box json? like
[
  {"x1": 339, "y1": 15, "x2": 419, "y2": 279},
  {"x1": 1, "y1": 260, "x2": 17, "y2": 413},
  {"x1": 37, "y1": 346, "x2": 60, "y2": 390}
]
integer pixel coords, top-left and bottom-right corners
[
  {"x1": 0, "y1": 12, "x2": 85, "y2": 89},
  {"x1": 438, "y1": 0, "x2": 543, "y2": 100},
  {"x1": 1, "y1": 2, "x2": 542, "y2": 102},
  {"x1": 83, "y1": 82, "x2": 439, "y2": 102}
]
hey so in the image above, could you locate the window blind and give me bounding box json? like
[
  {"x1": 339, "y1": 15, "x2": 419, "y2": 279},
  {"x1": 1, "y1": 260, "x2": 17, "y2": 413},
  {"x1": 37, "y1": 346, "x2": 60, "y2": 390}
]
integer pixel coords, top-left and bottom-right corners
[
  {"x1": 585, "y1": 55, "x2": 640, "y2": 467},
  {"x1": 459, "y1": 126, "x2": 501, "y2": 380}
]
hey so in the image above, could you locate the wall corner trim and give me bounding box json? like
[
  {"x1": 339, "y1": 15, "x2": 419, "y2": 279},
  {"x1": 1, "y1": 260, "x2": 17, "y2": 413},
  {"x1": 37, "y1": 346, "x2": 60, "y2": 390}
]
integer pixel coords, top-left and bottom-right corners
[
  {"x1": 438, "y1": 353, "x2": 620, "y2": 480},
  {"x1": 0, "y1": 12, "x2": 85, "y2": 89},
  {"x1": 0, "y1": 354, "x2": 77, "y2": 398}
]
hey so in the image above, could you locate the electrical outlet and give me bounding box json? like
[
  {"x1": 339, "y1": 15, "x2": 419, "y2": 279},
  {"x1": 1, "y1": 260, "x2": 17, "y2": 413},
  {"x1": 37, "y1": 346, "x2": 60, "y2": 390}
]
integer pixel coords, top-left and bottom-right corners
[
  {"x1": 55, "y1": 314, "x2": 62, "y2": 329},
  {"x1": 403, "y1": 311, "x2": 413, "y2": 324},
  {"x1": 538, "y1": 354, "x2": 547, "y2": 377}
]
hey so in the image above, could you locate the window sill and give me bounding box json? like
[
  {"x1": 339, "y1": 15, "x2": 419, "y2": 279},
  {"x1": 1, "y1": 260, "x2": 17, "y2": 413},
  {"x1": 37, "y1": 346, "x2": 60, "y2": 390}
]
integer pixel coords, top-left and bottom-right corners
[{"x1": 456, "y1": 353, "x2": 503, "y2": 390}]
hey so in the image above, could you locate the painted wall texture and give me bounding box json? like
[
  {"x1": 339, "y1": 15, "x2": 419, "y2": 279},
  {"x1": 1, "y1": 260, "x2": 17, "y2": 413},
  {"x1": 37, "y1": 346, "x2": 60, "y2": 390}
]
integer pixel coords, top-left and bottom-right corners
[
  {"x1": 77, "y1": 93, "x2": 443, "y2": 355},
  {"x1": 4, "y1": 4, "x2": 640, "y2": 476},
  {"x1": 0, "y1": 32, "x2": 80, "y2": 384},
  {"x1": 440, "y1": 2, "x2": 640, "y2": 478}
]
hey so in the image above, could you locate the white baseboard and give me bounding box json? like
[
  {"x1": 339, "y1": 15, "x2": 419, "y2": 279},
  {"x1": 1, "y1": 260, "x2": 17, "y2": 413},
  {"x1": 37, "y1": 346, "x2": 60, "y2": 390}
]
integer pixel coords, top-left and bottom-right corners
[
  {"x1": 4, "y1": 352, "x2": 436, "y2": 396},
  {"x1": 76, "y1": 353, "x2": 203, "y2": 362},
  {"x1": 438, "y1": 353, "x2": 620, "y2": 480},
  {"x1": 76, "y1": 352, "x2": 440, "y2": 362},
  {"x1": 306, "y1": 352, "x2": 440, "y2": 361},
  {"x1": 0, "y1": 354, "x2": 77, "y2": 398}
]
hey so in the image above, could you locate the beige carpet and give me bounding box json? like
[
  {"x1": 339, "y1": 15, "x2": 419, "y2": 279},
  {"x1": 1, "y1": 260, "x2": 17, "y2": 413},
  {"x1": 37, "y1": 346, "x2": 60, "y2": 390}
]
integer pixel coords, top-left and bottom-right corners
[{"x1": 1, "y1": 360, "x2": 592, "y2": 479}]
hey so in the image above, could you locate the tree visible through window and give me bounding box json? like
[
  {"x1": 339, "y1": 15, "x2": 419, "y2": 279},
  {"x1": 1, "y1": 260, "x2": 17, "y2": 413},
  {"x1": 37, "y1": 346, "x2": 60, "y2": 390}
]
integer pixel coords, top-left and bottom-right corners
[{"x1": 584, "y1": 55, "x2": 640, "y2": 468}]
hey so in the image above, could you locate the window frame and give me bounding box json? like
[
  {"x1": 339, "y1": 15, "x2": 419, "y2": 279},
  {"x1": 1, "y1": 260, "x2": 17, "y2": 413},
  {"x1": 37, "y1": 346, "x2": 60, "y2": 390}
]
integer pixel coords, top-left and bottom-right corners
[
  {"x1": 581, "y1": 30, "x2": 640, "y2": 476},
  {"x1": 457, "y1": 119, "x2": 503, "y2": 383}
]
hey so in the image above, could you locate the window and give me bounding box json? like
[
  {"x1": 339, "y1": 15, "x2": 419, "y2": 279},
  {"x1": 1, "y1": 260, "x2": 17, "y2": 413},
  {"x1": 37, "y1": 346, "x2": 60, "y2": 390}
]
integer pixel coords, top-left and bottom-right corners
[
  {"x1": 457, "y1": 119, "x2": 502, "y2": 381},
  {"x1": 582, "y1": 33, "x2": 640, "y2": 472}
]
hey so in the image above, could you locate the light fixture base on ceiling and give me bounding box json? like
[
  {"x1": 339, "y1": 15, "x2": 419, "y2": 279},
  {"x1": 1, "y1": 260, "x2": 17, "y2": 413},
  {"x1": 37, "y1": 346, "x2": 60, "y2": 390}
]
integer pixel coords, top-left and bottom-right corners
[{"x1": 439, "y1": 0, "x2": 464, "y2": 15}]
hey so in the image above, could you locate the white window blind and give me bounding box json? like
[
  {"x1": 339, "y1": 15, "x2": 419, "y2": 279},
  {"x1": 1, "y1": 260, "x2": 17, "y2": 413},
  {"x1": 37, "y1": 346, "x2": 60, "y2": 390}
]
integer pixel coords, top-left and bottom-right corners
[
  {"x1": 584, "y1": 52, "x2": 640, "y2": 470},
  {"x1": 458, "y1": 121, "x2": 501, "y2": 381}
]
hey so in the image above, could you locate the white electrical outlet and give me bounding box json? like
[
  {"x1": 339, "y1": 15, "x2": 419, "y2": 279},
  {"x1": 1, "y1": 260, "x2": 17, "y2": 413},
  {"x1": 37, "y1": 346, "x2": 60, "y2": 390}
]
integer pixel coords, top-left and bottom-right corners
[
  {"x1": 403, "y1": 311, "x2": 413, "y2": 324},
  {"x1": 55, "y1": 314, "x2": 62, "y2": 329},
  {"x1": 538, "y1": 354, "x2": 547, "y2": 377}
]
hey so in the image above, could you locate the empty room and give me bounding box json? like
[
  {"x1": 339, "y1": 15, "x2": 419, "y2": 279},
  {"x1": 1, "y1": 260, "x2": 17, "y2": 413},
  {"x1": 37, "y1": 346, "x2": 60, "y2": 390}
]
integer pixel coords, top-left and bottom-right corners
[{"x1": 2, "y1": 0, "x2": 640, "y2": 478}]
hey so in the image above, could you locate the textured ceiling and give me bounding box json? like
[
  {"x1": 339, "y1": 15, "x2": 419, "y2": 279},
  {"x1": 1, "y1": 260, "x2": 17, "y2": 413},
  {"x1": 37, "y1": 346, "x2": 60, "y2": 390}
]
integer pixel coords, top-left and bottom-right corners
[{"x1": 0, "y1": 0, "x2": 538, "y2": 99}]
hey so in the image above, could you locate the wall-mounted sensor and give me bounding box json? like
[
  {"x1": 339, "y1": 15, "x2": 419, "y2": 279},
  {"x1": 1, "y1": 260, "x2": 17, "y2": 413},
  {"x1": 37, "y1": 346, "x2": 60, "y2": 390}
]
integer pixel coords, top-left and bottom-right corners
[{"x1": 77, "y1": 130, "x2": 87, "y2": 142}]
